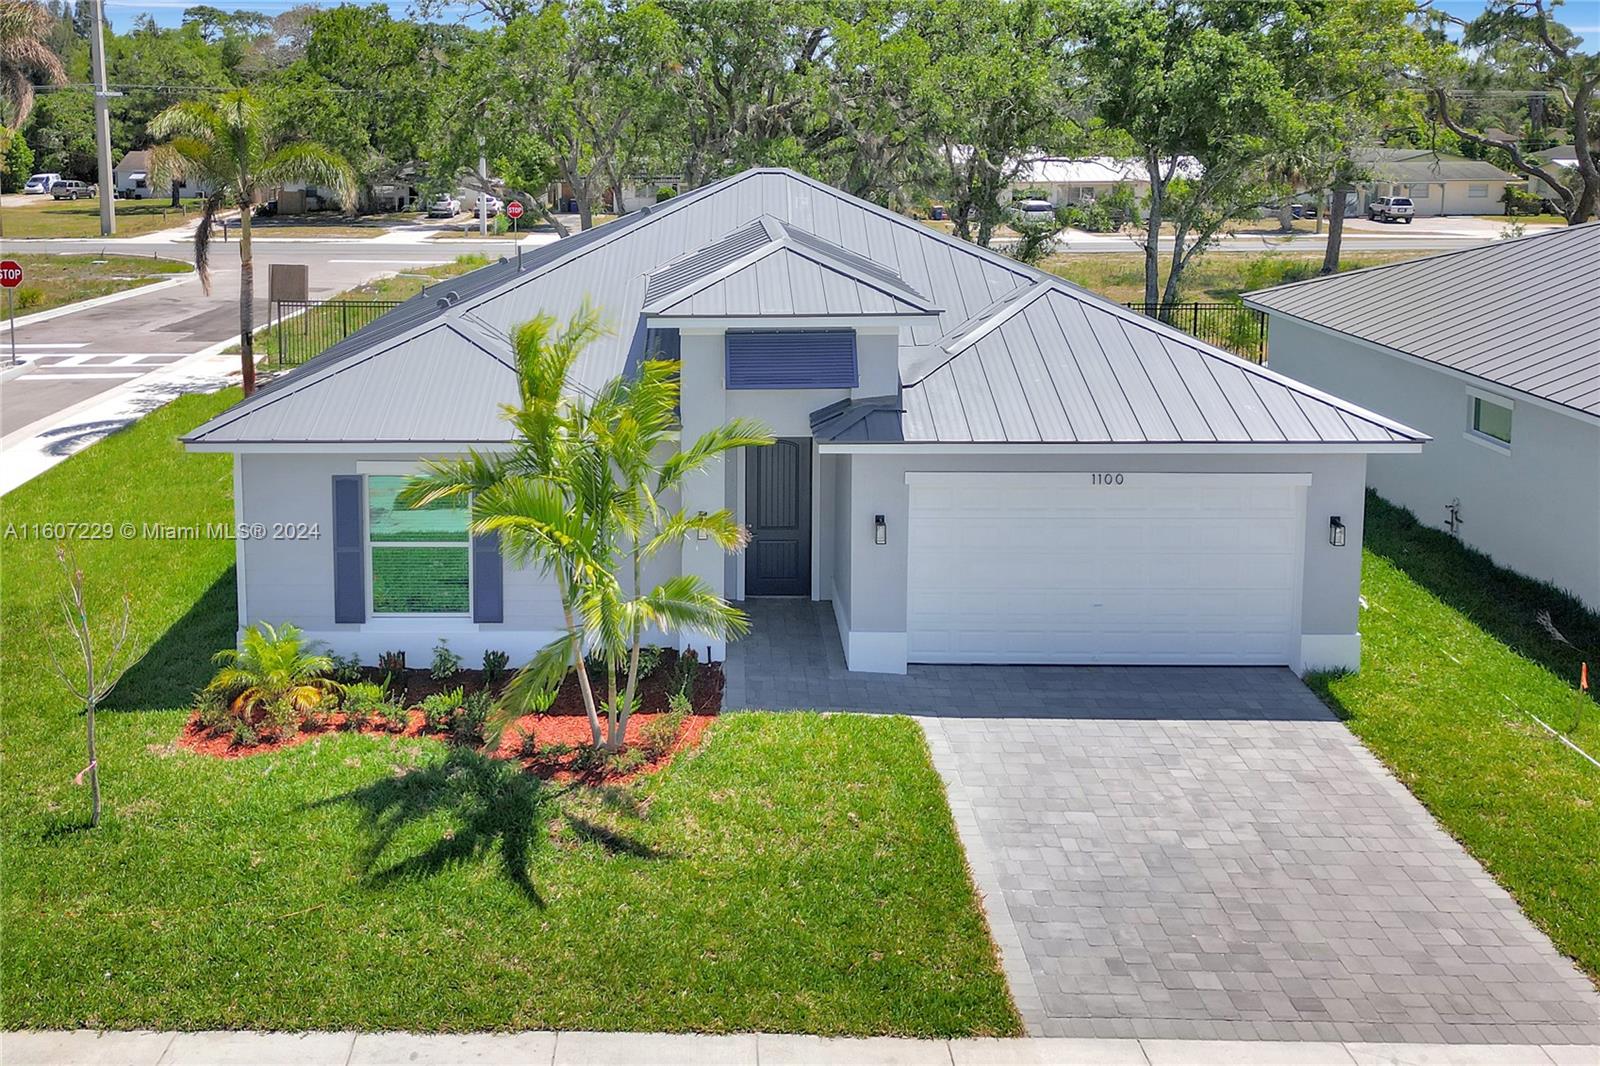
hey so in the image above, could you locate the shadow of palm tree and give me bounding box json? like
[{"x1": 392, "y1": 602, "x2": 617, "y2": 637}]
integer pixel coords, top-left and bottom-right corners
[
  {"x1": 1364, "y1": 492, "x2": 1598, "y2": 702},
  {"x1": 310, "y1": 749, "x2": 552, "y2": 904},
  {"x1": 103, "y1": 568, "x2": 238, "y2": 713}
]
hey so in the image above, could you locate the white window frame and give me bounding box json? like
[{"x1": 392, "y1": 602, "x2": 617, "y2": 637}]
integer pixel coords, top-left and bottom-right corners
[
  {"x1": 364, "y1": 473, "x2": 474, "y2": 619},
  {"x1": 1464, "y1": 387, "x2": 1514, "y2": 453}
]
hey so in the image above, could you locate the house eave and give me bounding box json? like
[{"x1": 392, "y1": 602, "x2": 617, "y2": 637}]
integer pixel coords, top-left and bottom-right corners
[{"x1": 814, "y1": 440, "x2": 1427, "y2": 455}]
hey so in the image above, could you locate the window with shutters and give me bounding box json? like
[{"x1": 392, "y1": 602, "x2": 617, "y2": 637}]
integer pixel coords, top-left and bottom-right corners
[
  {"x1": 366, "y1": 475, "x2": 471, "y2": 615},
  {"x1": 725, "y1": 329, "x2": 857, "y2": 389}
]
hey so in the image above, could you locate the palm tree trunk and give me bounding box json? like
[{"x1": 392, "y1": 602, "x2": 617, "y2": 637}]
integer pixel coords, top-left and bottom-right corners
[
  {"x1": 618, "y1": 548, "x2": 644, "y2": 752},
  {"x1": 238, "y1": 202, "x2": 256, "y2": 396}
]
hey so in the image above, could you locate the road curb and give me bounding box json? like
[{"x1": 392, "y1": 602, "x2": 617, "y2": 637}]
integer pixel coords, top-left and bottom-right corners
[{"x1": 0, "y1": 361, "x2": 32, "y2": 383}]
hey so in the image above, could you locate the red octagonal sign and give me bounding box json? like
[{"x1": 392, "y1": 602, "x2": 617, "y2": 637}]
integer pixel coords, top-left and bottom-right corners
[
  {"x1": 505, "y1": 200, "x2": 525, "y2": 220},
  {"x1": 0, "y1": 260, "x2": 23, "y2": 288}
]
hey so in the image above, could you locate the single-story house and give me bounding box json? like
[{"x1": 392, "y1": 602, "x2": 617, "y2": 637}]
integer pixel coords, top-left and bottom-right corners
[
  {"x1": 1526, "y1": 146, "x2": 1587, "y2": 202},
  {"x1": 1352, "y1": 148, "x2": 1516, "y2": 217},
  {"x1": 113, "y1": 149, "x2": 206, "y2": 199},
  {"x1": 184, "y1": 167, "x2": 1425, "y2": 675},
  {"x1": 1245, "y1": 223, "x2": 1599, "y2": 609},
  {"x1": 1006, "y1": 157, "x2": 1201, "y2": 207}
]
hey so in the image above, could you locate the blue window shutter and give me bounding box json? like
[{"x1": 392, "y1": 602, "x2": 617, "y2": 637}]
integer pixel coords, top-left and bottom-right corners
[
  {"x1": 472, "y1": 530, "x2": 503, "y2": 623},
  {"x1": 332, "y1": 475, "x2": 365, "y2": 623},
  {"x1": 726, "y1": 329, "x2": 857, "y2": 389}
]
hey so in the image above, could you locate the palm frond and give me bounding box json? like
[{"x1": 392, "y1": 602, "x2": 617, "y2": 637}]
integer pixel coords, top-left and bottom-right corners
[
  {"x1": 492, "y1": 634, "x2": 576, "y2": 745},
  {"x1": 660, "y1": 418, "x2": 775, "y2": 491},
  {"x1": 148, "y1": 99, "x2": 224, "y2": 144},
  {"x1": 643, "y1": 508, "x2": 747, "y2": 558},
  {"x1": 636, "y1": 574, "x2": 752, "y2": 641},
  {"x1": 258, "y1": 142, "x2": 358, "y2": 209}
]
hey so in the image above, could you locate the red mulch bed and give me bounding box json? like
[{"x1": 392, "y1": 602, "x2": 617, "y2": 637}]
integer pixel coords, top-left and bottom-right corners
[{"x1": 376, "y1": 649, "x2": 723, "y2": 715}]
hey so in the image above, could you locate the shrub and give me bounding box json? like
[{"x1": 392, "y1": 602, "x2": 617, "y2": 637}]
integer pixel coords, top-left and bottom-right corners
[
  {"x1": 607, "y1": 747, "x2": 648, "y2": 775},
  {"x1": 329, "y1": 652, "x2": 364, "y2": 685},
  {"x1": 670, "y1": 649, "x2": 699, "y2": 702},
  {"x1": 453, "y1": 689, "x2": 493, "y2": 746},
  {"x1": 636, "y1": 644, "x2": 665, "y2": 679},
  {"x1": 197, "y1": 622, "x2": 342, "y2": 741},
  {"x1": 655, "y1": 186, "x2": 676, "y2": 202},
  {"x1": 481, "y1": 649, "x2": 510, "y2": 687},
  {"x1": 377, "y1": 649, "x2": 405, "y2": 673},
  {"x1": 342, "y1": 680, "x2": 389, "y2": 728},
  {"x1": 421, "y1": 686, "x2": 464, "y2": 732},
  {"x1": 380, "y1": 702, "x2": 410, "y2": 733},
  {"x1": 639, "y1": 703, "x2": 689, "y2": 761},
  {"x1": 1238, "y1": 255, "x2": 1320, "y2": 293},
  {"x1": 15, "y1": 287, "x2": 43, "y2": 310},
  {"x1": 431, "y1": 639, "x2": 462, "y2": 680}
]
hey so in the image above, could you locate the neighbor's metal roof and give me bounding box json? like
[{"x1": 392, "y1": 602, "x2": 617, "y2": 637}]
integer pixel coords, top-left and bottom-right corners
[
  {"x1": 186, "y1": 167, "x2": 1424, "y2": 448},
  {"x1": 1244, "y1": 222, "x2": 1600, "y2": 418}
]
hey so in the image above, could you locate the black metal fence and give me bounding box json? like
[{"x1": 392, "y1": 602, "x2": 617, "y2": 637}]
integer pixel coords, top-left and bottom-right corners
[
  {"x1": 1123, "y1": 301, "x2": 1268, "y2": 364},
  {"x1": 270, "y1": 299, "x2": 403, "y2": 367}
]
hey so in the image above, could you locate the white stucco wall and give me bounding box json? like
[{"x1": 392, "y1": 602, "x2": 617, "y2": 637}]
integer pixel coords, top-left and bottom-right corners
[{"x1": 1267, "y1": 315, "x2": 1600, "y2": 609}]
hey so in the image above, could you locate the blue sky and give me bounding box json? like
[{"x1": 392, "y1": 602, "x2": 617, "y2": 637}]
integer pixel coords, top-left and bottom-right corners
[{"x1": 108, "y1": 0, "x2": 1596, "y2": 44}]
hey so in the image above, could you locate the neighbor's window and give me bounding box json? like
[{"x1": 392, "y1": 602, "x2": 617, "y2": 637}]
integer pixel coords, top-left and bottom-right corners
[
  {"x1": 367, "y1": 475, "x2": 470, "y2": 614},
  {"x1": 1471, "y1": 395, "x2": 1513, "y2": 445},
  {"x1": 1408, "y1": 183, "x2": 1430, "y2": 198},
  {"x1": 1469, "y1": 183, "x2": 1489, "y2": 198}
]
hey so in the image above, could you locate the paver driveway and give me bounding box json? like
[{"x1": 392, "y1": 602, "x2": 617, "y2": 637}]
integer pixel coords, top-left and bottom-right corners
[{"x1": 726, "y1": 601, "x2": 1600, "y2": 1044}]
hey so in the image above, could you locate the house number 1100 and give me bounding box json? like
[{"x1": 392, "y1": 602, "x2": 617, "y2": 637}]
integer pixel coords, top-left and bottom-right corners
[{"x1": 1091, "y1": 473, "x2": 1125, "y2": 485}]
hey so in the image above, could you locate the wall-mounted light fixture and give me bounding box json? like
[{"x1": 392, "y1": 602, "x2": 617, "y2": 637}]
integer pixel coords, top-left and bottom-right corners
[
  {"x1": 874, "y1": 514, "x2": 887, "y2": 545},
  {"x1": 1329, "y1": 516, "x2": 1346, "y2": 547},
  {"x1": 696, "y1": 510, "x2": 709, "y2": 541}
]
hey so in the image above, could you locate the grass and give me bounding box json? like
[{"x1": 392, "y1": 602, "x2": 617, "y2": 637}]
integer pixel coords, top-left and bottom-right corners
[
  {"x1": 0, "y1": 392, "x2": 1018, "y2": 1036},
  {"x1": 248, "y1": 224, "x2": 383, "y2": 239},
  {"x1": 1474, "y1": 213, "x2": 1568, "y2": 225},
  {"x1": 1, "y1": 254, "x2": 192, "y2": 319},
  {"x1": 1309, "y1": 493, "x2": 1600, "y2": 984},
  {"x1": 1043, "y1": 251, "x2": 1419, "y2": 304},
  {"x1": 0, "y1": 197, "x2": 207, "y2": 239}
]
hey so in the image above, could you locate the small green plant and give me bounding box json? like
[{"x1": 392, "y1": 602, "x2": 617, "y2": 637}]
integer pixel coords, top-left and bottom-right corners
[
  {"x1": 431, "y1": 639, "x2": 462, "y2": 680},
  {"x1": 607, "y1": 747, "x2": 649, "y2": 775},
  {"x1": 671, "y1": 649, "x2": 699, "y2": 703},
  {"x1": 421, "y1": 686, "x2": 464, "y2": 732},
  {"x1": 640, "y1": 702, "x2": 689, "y2": 761},
  {"x1": 655, "y1": 185, "x2": 676, "y2": 202},
  {"x1": 481, "y1": 649, "x2": 510, "y2": 687},
  {"x1": 342, "y1": 680, "x2": 389, "y2": 728},
  {"x1": 453, "y1": 689, "x2": 494, "y2": 746},
  {"x1": 377, "y1": 649, "x2": 405, "y2": 674},
  {"x1": 199, "y1": 622, "x2": 342, "y2": 741},
  {"x1": 329, "y1": 652, "x2": 364, "y2": 684},
  {"x1": 380, "y1": 701, "x2": 410, "y2": 733},
  {"x1": 230, "y1": 720, "x2": 259, "y2": 747},
  {"x1": 15, "y1": 287, "x2": 43, "y2": 310},
  {"x1": 635, "y1": 645, "x2": 665, "y2": 679}
]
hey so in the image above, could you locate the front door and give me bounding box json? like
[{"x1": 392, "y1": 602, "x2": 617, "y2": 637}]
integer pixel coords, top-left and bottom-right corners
[{"x1": 744, "y1": 438, "x2": 812, "y2": 597}]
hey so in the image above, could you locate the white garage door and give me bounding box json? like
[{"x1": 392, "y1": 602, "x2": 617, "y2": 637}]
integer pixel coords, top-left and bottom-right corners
[{"x1": 906, "y1": 472, "x2": 1306, "y2": 665}]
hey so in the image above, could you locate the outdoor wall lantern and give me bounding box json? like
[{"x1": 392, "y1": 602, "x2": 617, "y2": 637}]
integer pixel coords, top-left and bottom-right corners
[
  {"x1": 1329, "y1": 516, "x2": 1346, "y2": 547},
  {"x1": 696, "y1": 510, "x2": 709, "y2": 541},
  {"x1": 874, "y1": 514, "x2": 887, "y2": 545}
]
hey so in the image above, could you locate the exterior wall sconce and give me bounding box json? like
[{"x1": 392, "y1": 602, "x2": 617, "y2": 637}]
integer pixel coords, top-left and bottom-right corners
[
  {"x1": 1329, "y1": 516, "x2": 1346, "y2": 547},
  {"x1": 874, "y1": 514, "x2": 887, "y2": 545},
  {"x1": 696, "y1": 510, "x2": 709, "y2": 540}
]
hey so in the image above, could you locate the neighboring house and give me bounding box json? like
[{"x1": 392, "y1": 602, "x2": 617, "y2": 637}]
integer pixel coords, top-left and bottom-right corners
[
  {"x1": 1006, "y1": 156, "x2": 1201, "y2": 207},
  {"x1": 184, "y1": 167, "x2": 1424, "y2": 675},
  {"x1": 113, "y1": 149, "x2": 205, "y2": 199},
  {"x1": 1245, "y1": 224, "x2": 1599, "y2": 609},
  {"x1": 1526, "y1": 146, "x2": 1586, "y2": 202},
  {"x1": 1352, "y1": 148, "x2": 1515, "y2": 217},
  {"x1": 611, "y1": 176, "x2": 681, "y2": 213}
]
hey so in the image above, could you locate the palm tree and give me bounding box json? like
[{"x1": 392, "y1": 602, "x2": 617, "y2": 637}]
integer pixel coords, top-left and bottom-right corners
[
  {"x1": 206, "y1": 622, "x2": 343, "y2": 735},
  {"x1": 148, "y1": 91, "x2": 355, "y2": 396},
  {"x1": 0, "y1": 0, "x2": 65, "y2": 131},
  {"x1": 401, "y1": 309, "x2": 770, "y2": 751}
]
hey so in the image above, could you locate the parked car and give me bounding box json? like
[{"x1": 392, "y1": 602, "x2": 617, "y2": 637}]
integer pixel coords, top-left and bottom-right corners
[
  {"x1": 1367, "y1": 196, "x2": 1415, "y2": 223},
  {"x1": 50, "y1": 179, "x2": 95, "y2": 201},
  {"x1": 23, "y1": 172, "x2": 61, "y2": 195},
  {"x1": 426, "y1": 194, "x2": 462, "y2": 218},
  {"x1": 472, "y1": 193, "x2": 503, "y2": 215},
  {"x1": 1013, "y1": 198, "x2": 1055, "y2": 220}
]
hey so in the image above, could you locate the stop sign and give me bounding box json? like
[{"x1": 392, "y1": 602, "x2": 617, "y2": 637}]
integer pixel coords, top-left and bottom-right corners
[
  {"x1": 0, "y1": 261, "x2": 22, "y2": 288},
  {"x1": 505, "y1": 200, "x2": 525, "y2": 220}
]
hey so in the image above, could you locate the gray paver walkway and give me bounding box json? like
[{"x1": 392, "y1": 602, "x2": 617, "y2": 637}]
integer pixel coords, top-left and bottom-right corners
[{"x1": 725, "y1": 600, "x2": 1600, "y2": 1045}]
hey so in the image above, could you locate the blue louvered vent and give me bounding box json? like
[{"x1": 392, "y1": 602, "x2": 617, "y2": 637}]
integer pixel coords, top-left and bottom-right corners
[{"x1": 726, "y1": 329, "x2": 858, "y2": 390}]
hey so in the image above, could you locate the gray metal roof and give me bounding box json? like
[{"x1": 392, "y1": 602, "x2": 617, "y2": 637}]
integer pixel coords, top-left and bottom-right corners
[
  {"x1": 187, "y1": 167, "x2": 1424, "y2": 448},
  {"x1": 1355, "y1": 148, "x2": 1515, "y2": 184},
  {"x1": 1244, "y1": 222, "x2": 1600, "y2": 419}
]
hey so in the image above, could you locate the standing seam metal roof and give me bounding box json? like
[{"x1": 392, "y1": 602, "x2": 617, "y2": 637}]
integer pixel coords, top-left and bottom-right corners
[
  {"x1": 1244, "y1": 222, "x2": 1600, "y2": 418},
  {"x1": 185, "y1": 167, "x2": 1426, "y2": 447}
]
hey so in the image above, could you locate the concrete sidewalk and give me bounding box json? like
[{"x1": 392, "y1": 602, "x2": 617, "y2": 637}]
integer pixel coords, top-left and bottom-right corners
[{"x1": 6, "y1": 1030, "x2": 1597, "y2": 1065}]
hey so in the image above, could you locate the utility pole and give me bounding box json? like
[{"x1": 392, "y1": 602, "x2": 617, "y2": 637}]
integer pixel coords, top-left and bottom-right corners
[
  {"x1": 477, "y1": 135, "x2": 488, "y2": 238},
  {"x1": 89, "y1": 0, "x2": 117, "y2": 236}
]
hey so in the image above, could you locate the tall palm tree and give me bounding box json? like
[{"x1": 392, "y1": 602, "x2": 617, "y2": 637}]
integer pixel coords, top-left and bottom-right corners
[
  {"x1": 149, "y1": 91, "x2": 355, "y2": 395},
  {"x1": 0, "y1": 0, "x2": 66, "y2": 130},
  {"x1": 401, "y1": 309, "x2": 770, "y2": 751}
]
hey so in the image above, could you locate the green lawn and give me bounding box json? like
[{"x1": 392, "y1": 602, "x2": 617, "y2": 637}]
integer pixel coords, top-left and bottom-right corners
[
  {"x1": 1043, "y1": 251, "x2": 1420, "y2": 304},
  {"x1": 2, "y1": 254, "x2": 193, "y2": 319},
  {"x1": 0, "y1": 197, "x2": 206, "y2": 238},
  {"x1": 0, "y1": 392, "x2": 1017, "y2": 1036},
  {"x1": 1310, "y1": 494, "x2": 1600, "y2": 983}
]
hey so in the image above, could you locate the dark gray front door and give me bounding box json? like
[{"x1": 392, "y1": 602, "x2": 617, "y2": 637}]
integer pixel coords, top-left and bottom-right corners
[{"x1": 745, "y1": 438, "x2": 811, "y2": 597}]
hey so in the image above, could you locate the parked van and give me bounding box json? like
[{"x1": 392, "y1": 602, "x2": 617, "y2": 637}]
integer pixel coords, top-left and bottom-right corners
[{"x1": 23, "y1": 173, "x2": 60, "y2": 195}]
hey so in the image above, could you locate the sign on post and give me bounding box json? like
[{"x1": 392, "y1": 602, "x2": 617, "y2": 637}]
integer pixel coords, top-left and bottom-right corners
[
  {"x1": 506, "y1": 199, "x2": 524, "y2": 238},
  {"x1": 1, "y1": 260, "x2": 22, "y2": 368}
]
